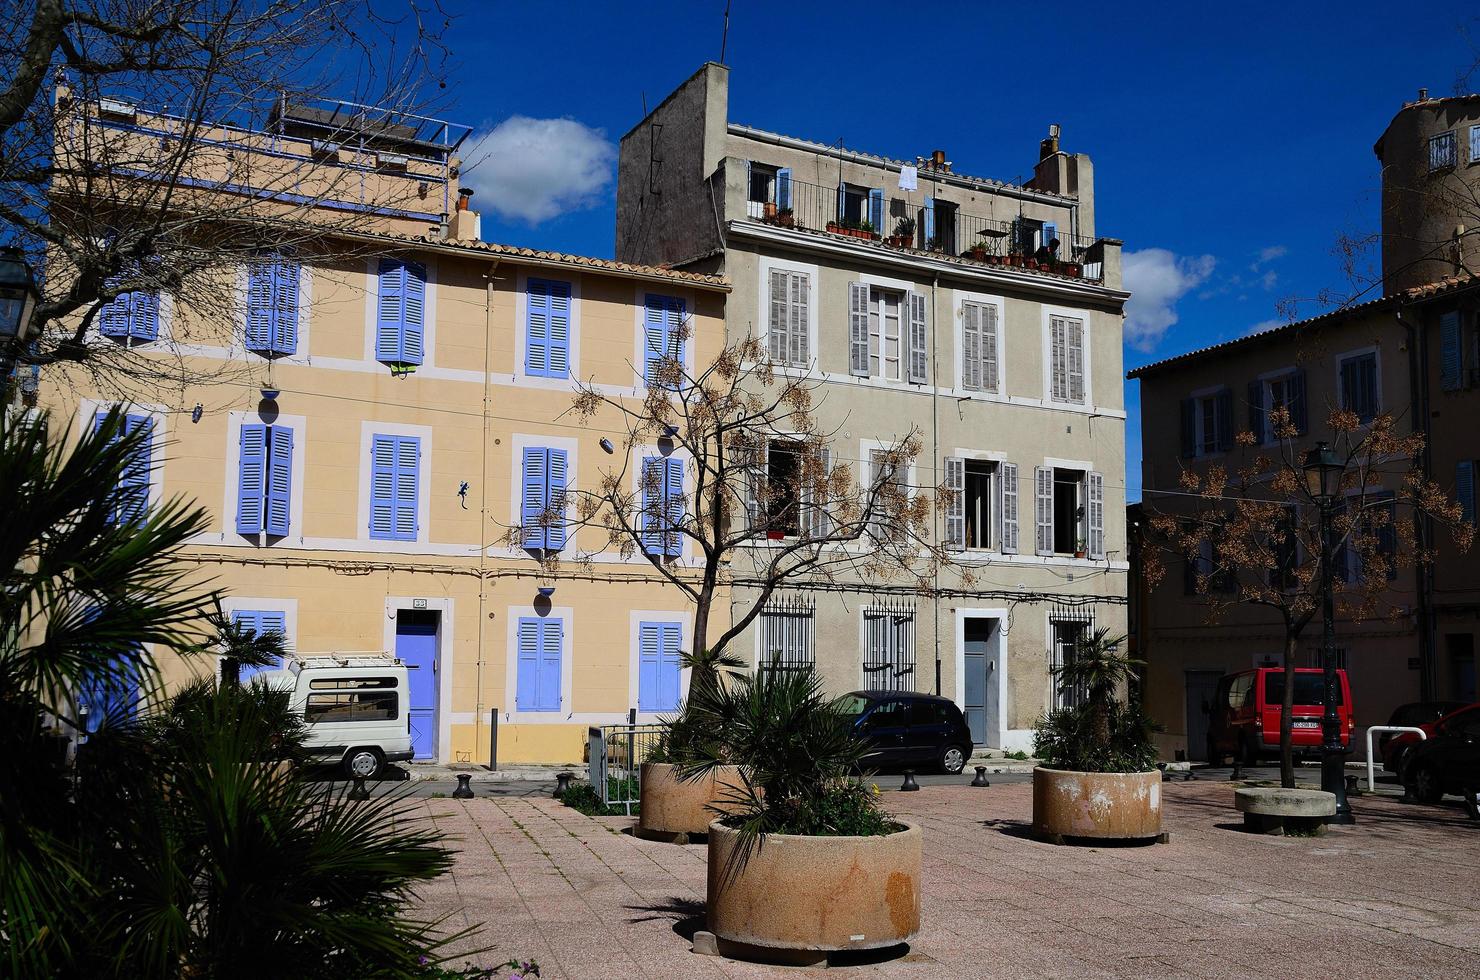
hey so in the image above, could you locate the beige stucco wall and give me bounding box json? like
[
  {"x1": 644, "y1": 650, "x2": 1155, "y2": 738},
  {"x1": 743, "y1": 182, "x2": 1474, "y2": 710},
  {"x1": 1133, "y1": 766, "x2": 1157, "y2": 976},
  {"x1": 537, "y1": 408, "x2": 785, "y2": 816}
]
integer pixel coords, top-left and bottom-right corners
[{"x1": 42, "y1": 240, "x2": 730, "y2": 765}]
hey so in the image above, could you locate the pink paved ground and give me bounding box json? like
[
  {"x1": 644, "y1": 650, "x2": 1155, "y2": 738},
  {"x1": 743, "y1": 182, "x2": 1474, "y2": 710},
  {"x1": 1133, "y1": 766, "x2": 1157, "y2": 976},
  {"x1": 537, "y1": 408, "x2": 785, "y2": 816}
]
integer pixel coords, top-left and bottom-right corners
[{"x1": 412, "y1": 781, "x2": 1480, "y2": 978}]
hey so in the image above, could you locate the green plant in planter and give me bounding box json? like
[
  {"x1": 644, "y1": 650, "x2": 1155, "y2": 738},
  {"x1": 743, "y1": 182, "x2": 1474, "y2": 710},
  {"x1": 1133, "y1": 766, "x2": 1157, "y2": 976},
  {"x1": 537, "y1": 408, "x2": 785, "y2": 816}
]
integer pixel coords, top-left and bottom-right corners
[
  {"x1": 858, "y1": 219, "x2": 876, "y2": 235},
  {"x1": 645, "y1": 646, "x2": 747, "y2": 765},
  {"x1": 682, "y1": 666, "x2": 894, "y2": 878},
  {"x1": 1033, "y1": 627, "x2": 1159, "y2": 773},
  {"x1": 894, "y1": 216, "x2": 916, "y2": 239}
]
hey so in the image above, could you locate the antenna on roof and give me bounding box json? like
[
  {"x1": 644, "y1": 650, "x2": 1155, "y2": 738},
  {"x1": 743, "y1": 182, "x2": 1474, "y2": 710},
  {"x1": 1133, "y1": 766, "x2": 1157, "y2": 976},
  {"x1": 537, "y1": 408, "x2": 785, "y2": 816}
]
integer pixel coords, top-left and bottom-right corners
[{"x1": 720, "y1": 0, "x2": 732, "y2": 64}]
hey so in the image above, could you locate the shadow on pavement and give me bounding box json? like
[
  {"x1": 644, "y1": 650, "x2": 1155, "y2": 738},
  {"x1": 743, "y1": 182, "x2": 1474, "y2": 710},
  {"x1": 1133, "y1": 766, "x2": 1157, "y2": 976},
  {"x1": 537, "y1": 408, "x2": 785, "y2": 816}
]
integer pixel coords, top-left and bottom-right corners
[{"x1": 625, "y1": 897, "x2": 704, "y2": 941}]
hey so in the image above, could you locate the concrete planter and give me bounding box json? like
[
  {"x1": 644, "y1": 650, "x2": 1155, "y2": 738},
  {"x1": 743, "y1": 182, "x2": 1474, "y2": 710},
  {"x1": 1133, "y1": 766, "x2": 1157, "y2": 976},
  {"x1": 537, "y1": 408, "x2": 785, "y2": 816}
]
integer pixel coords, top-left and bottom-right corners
[
  {"x1": 705, "y1": 819, "x2": 921, "y2": 959},
  {"x1": 636, "y1": 763, "x2": 745, "y2": 840},
  {"x1": 1031, "y1": 767, "x2": 1162, "y2": 842}
]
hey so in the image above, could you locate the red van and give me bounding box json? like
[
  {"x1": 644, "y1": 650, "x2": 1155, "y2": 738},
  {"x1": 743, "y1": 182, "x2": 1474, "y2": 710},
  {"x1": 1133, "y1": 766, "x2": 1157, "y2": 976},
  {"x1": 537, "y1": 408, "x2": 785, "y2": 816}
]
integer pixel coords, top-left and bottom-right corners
[{"x1": 1205, "y1": 667, "x2": 1354, "y2": 766}]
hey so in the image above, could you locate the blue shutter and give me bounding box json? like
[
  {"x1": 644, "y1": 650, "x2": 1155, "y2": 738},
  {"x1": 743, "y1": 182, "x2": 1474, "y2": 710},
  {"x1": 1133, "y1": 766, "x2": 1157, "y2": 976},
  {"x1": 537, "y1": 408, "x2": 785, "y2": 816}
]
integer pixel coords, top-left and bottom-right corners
[
  {"x1": 640, "y1": 455, "x2": 663, "y2": 554},
  {"x1": 836, "y1": 182, "x2": 846, "y2": 224},
  {"x1": 1440, "y1": 311, "x2": 1462, "y2": 390},
  {"x1": 545, "y1": 448, "x2": 568, "y2": 550},
  {"x1": 665, "y1": 456, "x2": 685, "y2": 557},
  {"x1": 1289, "y1": 369, "x2": 1308, "y2": 434},
  {"x1": 1459, "y1": 461, "x2": 1476, "y2": 526},
  {"x1": 1179, "y1": 398, "x2": 1196, "y2": 458},
  {"x1": 234, "y1": 609, "x2": 286, "y2": 679},
  {"x1": 129, "y1": 290, "x2": 160, "y2": 341},
  {"x1": 376, "y1": 260, "x2": 405, "y2": 362},
  {"x1": 98, "y1": 279, "x2": 130, "y2": 338},
  {"x1": 1247, "y1": 381, "x2": 1265, "y2": 444},
  {"x1": 643, "y1": 295, "x2": 667, "y2": 387},
  {"x1": 776, "y1": 168, "x2": 792, "y2": 210},
  {"x1": 1042, "y1": 222, "x2": 1058, "y2": 250},
  {"x1": 272, "y1": 258, "x2": 300, "y2": 356},
  {"x1": 516, "y1": 617, "x2": 540, "y2": 710},
  {"x1": 401, "y1": 261, "x2": 425, "y2": 365},
  {"x1": 1215, "y1": 389, "x2": 1234, "y2": 451},
  {"x1": 265, "y1": 426, "x2": 292, "y2": 536},
  {"x1": 638, "y1": 622, "x2": 660, "y2": 711},
  {"x1": 521, "y1": 447, "x2": 547, "y2": 549},
  {"x1": 923, "y1": 198, "x2": 936, "y2": 245},
  {"x1": 658, "y1": 622, "x2": 682, "y2": 710},
  {"x1": 537, "y1": 619, "x2": 562, "y2": 711},
  {"x1": 392, "y1": 436, "x2": 419, "y2": 539},
  {"x1": 245, "y1": 260, "x2": 274, "y2": 352},
  {"x1": 526, "y1": 279, "x2": 550, "y2": 375},
  {"x1": 118, "y1": 414, "x2": 153, "y2": 524},
  {"x1": 547, "y1": 280, "x2": 570, "y2": 377},
  {"x1": 369, "y1": 435, "x2": 397, "y2": 539},
  {"x1": 868, "y1": 188, "x2": 884, "y2": 231},
  {"x1": 237, "y1": 423, "x2": 266, "y2": 534}
]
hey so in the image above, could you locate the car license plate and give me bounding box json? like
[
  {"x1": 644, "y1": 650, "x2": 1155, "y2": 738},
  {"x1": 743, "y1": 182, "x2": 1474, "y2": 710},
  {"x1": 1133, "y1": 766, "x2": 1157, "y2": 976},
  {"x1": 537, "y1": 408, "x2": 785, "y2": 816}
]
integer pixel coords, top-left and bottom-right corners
[{"x1": 1293, "y1": 721, "x2": 1319, "y2": 729}]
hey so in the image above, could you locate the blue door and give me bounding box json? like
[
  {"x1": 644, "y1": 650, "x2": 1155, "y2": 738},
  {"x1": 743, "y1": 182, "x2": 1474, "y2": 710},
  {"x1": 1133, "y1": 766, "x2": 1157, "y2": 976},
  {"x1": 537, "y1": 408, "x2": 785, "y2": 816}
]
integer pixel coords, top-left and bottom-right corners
[{"x1": 396, "y1": 614, "x2": 438, "y2": 760}]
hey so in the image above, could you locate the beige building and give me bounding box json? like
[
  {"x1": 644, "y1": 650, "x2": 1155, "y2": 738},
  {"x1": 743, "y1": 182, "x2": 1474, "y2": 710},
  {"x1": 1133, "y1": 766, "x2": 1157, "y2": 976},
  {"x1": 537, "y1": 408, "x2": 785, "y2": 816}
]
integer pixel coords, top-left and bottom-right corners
[
  {"x1": 615, "y1": 64, "x2": 1131, "y2": 752},
  {"x1": 43, "y1": 95, "x2": 730, "y2": 765}
]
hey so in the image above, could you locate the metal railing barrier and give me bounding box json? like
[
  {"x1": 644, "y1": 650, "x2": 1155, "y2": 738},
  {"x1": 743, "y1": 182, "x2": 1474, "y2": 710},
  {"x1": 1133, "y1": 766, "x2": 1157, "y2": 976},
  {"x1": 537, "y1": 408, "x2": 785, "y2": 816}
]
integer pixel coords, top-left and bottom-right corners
[
  {"x1": 587, "y1": 723, "x2": 665, "y2": 815},
  {"x1": 1365, "y1": 725, "x2": 1426, "y2": 791}
]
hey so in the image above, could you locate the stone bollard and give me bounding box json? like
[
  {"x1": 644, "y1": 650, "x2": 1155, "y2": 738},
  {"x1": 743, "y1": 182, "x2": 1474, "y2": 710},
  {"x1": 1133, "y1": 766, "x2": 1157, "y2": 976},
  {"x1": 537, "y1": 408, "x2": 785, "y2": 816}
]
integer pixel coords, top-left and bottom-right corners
[
  {"x1": 452, "y1": 773, "x2": 475, "y2": 799},
  {"x1": 900, "y1": 770, "x2": 920, "y2": 792},
  {"x1": 971, "y1": 766, "x2": 990, "y2": 787},
  {"x1": 554, "y1": 771, "x2": 575, "y2": 797},
  {"x1": 348, "y1": 775, "x2": 370, "y2": 801}
]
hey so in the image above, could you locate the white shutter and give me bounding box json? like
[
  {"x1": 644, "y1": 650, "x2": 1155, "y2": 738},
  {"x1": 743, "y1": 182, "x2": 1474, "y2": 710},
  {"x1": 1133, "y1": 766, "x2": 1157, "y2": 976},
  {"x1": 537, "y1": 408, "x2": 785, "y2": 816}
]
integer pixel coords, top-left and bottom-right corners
[
  {"x1": 849, "y1": 281, "x2": 870, "y2": 376},
  {"x1": 1067, "y1": 317, "x2": 1085, "y2": 403},
  {"x1": 807, "y1": 446, "x2": 831, "y2": 539},
  {"x1": 1087, "y1": 471, "x2": 1105, "y2": 559},
  {"x1": 961, "y1": 303, "x2": 981, "y2": 390},
  {"x1": 1034, "y1": 465, "x2": 1054, "y2": 556},
  {"x1": 944, "y1": 456, "x2": 965, "y2": 551},
  {"x1": 907, "y1": 291, "x2": 928, "y2": 384},
  {"x1": 792, "y1": 272, "x2": 810, "y2": 366},
  {"x1": 1050, "y1": 316, "x2": 1067, "y2": 401},
  {"x1": 983, "y1": 303, "x2": 1000, "y2": 393},
  {"x1": 1000, "y1": 462, "x2": 1019, "y2": 554},
  {"x1": 768, "y1": 270, "x2": 786, "y2": 362},
  {"x1": 743, "y1": 438, "x2": 766, "y2": 532}
]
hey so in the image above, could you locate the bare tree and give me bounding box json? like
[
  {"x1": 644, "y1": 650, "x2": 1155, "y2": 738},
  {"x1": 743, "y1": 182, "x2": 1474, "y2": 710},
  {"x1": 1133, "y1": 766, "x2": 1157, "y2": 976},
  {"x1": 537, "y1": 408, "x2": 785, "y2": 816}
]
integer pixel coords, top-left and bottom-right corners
[
  {"x1": 0, "y1": 0, "x2": 452, "y2": 400},
  {"x1": 1143, "y1": 403, "x2": 1472, "y2": 787},
  {"x1": 506, "y1": 329, "x2": 956, "y2": 664}
]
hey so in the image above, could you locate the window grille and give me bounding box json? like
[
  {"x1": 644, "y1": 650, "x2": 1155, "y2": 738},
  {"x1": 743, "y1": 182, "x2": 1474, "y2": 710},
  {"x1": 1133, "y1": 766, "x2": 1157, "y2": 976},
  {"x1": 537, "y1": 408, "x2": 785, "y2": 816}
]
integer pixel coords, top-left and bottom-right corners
[
  {"x1": 863, "y1": 598, "x2": 916, "y2": 692},
  {"x1": 1049, "y1": 604, "x2": 1095, "y2": 710},
  {"x1": 758, "y1": 595, "x2": 814, "y2": 673}
]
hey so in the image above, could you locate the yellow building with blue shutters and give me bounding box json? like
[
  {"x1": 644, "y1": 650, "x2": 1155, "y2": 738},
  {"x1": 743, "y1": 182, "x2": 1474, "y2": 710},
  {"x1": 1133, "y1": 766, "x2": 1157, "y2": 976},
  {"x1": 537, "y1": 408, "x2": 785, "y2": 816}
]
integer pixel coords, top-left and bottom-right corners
[{"x1": 42, "y1": 94, "x2": 731, "y2": 766}]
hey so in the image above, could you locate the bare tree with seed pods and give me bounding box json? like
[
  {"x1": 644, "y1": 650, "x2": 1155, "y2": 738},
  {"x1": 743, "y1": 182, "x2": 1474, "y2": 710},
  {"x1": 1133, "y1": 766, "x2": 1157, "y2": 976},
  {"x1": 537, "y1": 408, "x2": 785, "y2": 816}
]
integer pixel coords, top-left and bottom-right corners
[
  {"x1": 503, "y1": 323, "x2": 964, "y2": 670},
  {"x1": 0, "y1": 0, "x2": 453, "y2": 402},
  {"x1": 1141, "y1": 403, "x2": 1473, "y2": 788}
]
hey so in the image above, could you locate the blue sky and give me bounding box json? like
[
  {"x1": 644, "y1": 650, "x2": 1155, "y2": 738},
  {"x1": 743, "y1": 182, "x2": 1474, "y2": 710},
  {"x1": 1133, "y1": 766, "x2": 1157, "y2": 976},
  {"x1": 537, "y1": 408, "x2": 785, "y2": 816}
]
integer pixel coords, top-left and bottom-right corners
[{"x1": 438, "y1": 1, "x2": 1478, "y2": 501}]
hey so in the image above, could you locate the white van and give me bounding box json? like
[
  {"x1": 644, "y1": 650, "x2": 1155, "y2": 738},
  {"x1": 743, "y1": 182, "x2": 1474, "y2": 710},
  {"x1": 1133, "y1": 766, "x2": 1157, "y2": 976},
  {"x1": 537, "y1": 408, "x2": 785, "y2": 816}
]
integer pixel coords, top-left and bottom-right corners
[{"x1": 257, "y1": 652, "x2": 414, "y2": 779}]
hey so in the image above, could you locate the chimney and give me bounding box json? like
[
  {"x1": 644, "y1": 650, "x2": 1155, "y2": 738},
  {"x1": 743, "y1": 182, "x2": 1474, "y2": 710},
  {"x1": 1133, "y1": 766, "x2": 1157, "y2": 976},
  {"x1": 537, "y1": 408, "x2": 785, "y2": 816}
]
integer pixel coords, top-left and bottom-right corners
[
  {"x1": 1039, "y1": 123, "x2": 1061, "y2": 162},
  {"x1": 448, "y1": 187, "x2": 480, "y2": 241},
  {"x1": 1418, "y1": 87, "x2": 1429, "y2": 102}
]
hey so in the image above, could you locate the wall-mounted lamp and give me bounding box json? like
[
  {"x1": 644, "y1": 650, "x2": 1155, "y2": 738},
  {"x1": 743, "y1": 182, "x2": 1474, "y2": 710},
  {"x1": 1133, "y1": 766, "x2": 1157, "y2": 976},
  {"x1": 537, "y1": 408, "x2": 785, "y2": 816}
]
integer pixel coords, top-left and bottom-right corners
[
  {"x1": 663, "y1": 424, "x2": 679, "y2": 437},
  {"x1": 191, "y1": 403, "x2": 203, "y2": 423},
  {"x1": 537, "y1": 586, "x2": 556, "y2": 598},
  {"x1": 259, "y1": 388, "x2": 279, "y2": 401},
  {"x1": 599, "y1": 438, "x2": 615, "y2": 454}
]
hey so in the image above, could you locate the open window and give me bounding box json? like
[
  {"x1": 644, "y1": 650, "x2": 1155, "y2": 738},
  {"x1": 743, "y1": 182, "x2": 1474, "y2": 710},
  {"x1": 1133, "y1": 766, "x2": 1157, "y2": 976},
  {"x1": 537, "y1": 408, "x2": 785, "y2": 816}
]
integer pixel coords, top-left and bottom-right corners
[
  {"x1": 1034, "y1": 466, "x2": 1104, "y2": 558},
  {"x1": 964, "y1": 461, "x2": 995, "y2": 550}
]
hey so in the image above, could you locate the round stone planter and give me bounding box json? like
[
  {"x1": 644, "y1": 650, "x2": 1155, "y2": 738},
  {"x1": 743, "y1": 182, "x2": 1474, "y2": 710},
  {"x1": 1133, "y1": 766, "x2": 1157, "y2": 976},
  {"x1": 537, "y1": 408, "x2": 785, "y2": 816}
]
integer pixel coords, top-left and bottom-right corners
[
  {"x1": 636, "y1": 762, "x2": 745, "y2": 841},
  {"x1": 1031, "y1": 767, "x2": 1162, "y2": 843},
  {"x1": 705, "y1": 819, "x2": 921, "y2": 959},
  {"x1": 1235, "y1": 786, "x2": 1336, "y2": 836}
]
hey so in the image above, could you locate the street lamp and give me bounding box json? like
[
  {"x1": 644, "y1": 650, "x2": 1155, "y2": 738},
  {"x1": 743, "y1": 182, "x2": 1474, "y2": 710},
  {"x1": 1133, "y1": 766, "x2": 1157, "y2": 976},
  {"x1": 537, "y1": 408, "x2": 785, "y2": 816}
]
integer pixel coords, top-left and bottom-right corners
[
  {"x1": 0, "y1": 247, "x2": 39, "y2": 386},
  {"x1": 1302, "y1": 440, "x2": 1355, "y2": 824}
]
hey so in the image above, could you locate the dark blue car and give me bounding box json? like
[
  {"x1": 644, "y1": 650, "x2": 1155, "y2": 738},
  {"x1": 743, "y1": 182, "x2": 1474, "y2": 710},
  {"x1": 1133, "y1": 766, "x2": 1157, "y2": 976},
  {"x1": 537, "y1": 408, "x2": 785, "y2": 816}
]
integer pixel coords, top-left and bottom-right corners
[{"x1": 837, "y1": 690, "x2": 973, "y2": 775}]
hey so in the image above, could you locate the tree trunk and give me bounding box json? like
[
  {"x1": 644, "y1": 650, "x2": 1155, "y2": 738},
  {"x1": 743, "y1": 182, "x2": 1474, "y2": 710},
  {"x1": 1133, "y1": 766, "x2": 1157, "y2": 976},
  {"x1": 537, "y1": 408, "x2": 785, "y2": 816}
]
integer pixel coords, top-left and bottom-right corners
[
  {"x1": 1280, "y1": 637, "x2": 1298, "y2": 789},
  {"x1": 221, "y1": 658, "x2": 241, "y2": 689}
]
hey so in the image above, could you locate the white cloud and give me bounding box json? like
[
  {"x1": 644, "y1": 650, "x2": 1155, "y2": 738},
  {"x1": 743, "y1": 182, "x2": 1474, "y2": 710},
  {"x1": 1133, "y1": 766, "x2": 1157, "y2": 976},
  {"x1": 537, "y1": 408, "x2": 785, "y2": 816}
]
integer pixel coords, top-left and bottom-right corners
[
  {"x1": 1122, "y1": 248, "x2": 1216, "y2": 352},
  {"x1": 1252, "y1": 244, "x2": 1288, "y2": 269},
  {"x1": 461, "y1": 115, "x2": 615, "y2": 225},
  {"x1": 1245, "y1": 318, "x2": 1284, "y2": 336}
]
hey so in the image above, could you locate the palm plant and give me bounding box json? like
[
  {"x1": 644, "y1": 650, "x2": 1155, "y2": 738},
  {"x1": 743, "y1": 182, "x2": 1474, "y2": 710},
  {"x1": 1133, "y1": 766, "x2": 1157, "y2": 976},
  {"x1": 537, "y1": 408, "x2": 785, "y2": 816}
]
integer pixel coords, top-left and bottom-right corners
[
  {"x1": 0, "y1": 410, "x2": 470, "y2": 978},
  {"x1": 212, "y1": 611, "x2": 288, "y2": 688},
  {"x1": 649, "y1": 646, "x2": 746, "y2": 765},
  {"x1": 682, "y1": 667, "x2": 892, "y2": 882},
  {"x1": 1035, "y1": 627, "x2": 1158, "y2": 774}
]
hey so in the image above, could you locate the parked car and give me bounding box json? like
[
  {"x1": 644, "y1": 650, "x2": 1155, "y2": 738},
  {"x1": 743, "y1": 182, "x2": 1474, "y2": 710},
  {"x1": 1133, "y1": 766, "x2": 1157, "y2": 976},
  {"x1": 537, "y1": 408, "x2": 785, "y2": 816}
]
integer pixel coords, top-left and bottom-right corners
[
  {"x1": 1379, "y1": 701, "x2": 1468, "y2": 780},
  {"x1": 1205, "y1": 667, "x2": 1353, "y2": 766},
  {"x1": 1402, "y1": 703, "x2": 1480, "y2": 805},
  {"x1": 837, "y1": 691, "x2": 973, "y2": 775},
  {"x1": 258, "y1": 651, "x2": 415, "y2": 779}
]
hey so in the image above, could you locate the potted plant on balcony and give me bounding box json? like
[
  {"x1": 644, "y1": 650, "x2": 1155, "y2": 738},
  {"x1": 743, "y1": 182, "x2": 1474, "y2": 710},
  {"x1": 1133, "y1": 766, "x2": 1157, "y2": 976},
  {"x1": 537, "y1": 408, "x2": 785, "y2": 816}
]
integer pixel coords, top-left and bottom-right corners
[
  {"x1": 857, "y1": 219, "x2": 877, "y2": 241},
  {"x1": 1064, "y1": 261, "x2": 1082, "y2": 277},
  {"x1": 890, "y1": 216, "x2": 916, "y2": 248},
  {"x1": 1074, "y1": 537, "x2": 1087, "y2": 560},
  {"x1": 687, "y1": 667, "x2": 921, "y2": 965},
  {"x1": 1005, "y1": 252, "x2": 1021, "y2": 267},
  {"x1": 774, "y1": 208, "x2": 795, "y2": 229},
  {"x1": 763, "y1": 201, "x2": 778, "y2": 220},
  {"x1": 1031, "y1": 629, "x2": 1162, "y2": 844},
  {"x1": 965, "y1": 236, "x2": 991, "y2": 262},
  {"x1": 638, "y1": 647, "x2": 749, "y2": 843}
]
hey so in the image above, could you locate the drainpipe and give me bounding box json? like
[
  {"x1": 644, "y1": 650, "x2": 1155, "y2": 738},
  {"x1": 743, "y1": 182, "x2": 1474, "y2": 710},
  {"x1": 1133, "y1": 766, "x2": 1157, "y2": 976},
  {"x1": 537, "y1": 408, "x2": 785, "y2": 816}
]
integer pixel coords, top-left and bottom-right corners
[
  {"x1": 931, "y1": 271, "x2": 942, "y2": 696},
  {"x1": 1399, "y1": 304, "x2": 1437, "y2": 700},
  {"x1": 475, "y1": 261, "x2": 499, "y2": 762}
]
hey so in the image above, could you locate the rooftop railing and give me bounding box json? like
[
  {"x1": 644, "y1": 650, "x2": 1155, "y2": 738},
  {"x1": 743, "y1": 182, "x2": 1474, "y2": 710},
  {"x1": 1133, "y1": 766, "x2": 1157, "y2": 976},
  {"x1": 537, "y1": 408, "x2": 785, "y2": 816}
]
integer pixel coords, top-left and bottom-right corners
[{"x1": 744, "y1": 176, "x2": 1106, "y2": 282}]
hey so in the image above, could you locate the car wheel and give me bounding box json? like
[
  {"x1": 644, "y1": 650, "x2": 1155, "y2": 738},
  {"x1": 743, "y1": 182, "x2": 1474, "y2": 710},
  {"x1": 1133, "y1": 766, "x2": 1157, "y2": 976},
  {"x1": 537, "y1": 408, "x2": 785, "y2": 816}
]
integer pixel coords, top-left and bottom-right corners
[
  {"x1": 1393, "y1": 745, "x2": 1414, "y2": 783},
  {"x1": 1410, "y1": 762, "x2": 1444, "y2": 805},
  {"x1": 939, "y1": 744, "x2": 967, "y2": 775},
  {"x1": 344, "y1": 747, "x2": 383, "y2": 781}
]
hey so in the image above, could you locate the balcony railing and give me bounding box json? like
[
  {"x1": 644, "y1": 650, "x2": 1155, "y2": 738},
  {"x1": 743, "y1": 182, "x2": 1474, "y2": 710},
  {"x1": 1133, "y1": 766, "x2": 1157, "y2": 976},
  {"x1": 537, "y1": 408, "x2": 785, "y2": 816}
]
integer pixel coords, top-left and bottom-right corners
[{"x1": 744, "y1": 176, "x2": 1105, "y2": 282}]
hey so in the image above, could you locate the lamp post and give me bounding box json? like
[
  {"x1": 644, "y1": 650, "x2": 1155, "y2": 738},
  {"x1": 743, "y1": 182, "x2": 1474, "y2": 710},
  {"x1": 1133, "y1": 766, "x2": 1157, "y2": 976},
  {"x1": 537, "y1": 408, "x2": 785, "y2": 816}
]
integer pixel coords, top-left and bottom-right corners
[
  {"x1": 0, "y1": 247, "x2": 39, "y2": 385},
  {"x1": 1302, "y1": 441, "x2": 1355, "y2": 824}
]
